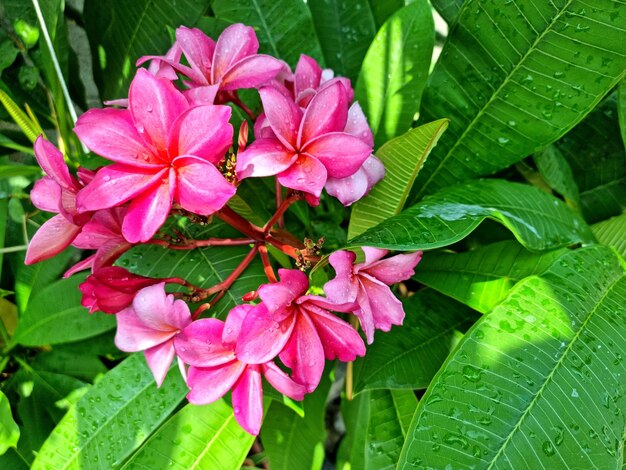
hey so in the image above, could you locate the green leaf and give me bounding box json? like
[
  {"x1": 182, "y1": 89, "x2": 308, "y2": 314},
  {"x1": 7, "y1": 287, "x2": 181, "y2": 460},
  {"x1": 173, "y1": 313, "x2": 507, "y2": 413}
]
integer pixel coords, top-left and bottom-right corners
[
  {"x1": 399, "y1": 245, "x2": 626, "y2": 468},
  {"x1": 431, "y1": 0, "x2": 464, "y2": 25},
  {"x1": 414, "y1": 240, "x2": 567, "y2": 313},
  {"x1": 350, "y1": 179, "x2": 594, "y2": 251},
  {"x1": 13, "y1": 273, "x2": 116, "y2": 347},
  {"x1": 0, "y1": 391, "x2": 19, "y2": 456},
  {"x1": 553, "y1": 92, "x2": 626, "y2": 223},
  {"x1": 32, "y1": 347, "x2": 107, "y2": 383},
  {"x1": 353, "y1": 290, "x2": 477, "y2": 393},
  {"x1": 619, "y1": 78, "x2": 626, "y2": 151},
  {"x1": 592, "y1": 214, "x2": 626, "y2": 258},
  {"x1": 348, "y1": 119, "x2": 448, "y2": 239},
  {"x1": 121, "y1": 401, "x2": 254, "y2": 469},
  {"x1": 117, "y1": 223, "x2": 265, "y2": 318},
  {"x1": 0, "y1": 88, "x2": 41, "y2": 143},
  {"x1": 212, "y1": 0, "x2": 324, "y2": 67},
  {"x1": 355, "y1": 0, "x2": 434, "y2": 146},
  {"x1": 411, "y1": 0, "x2": 626, "y2": 201},
  {"x1": 366, "y1": 0, "x2": 404, "y2": 29},
  {"x1": 262, "y1": 372, "x2": 330, "y2": 470},
  {"x1": 533, "y1": 145, "x2": 581, "y2": 210},
  {"x1": 32, "y1": 354, "x2": 187, "y2": 469},
  {"x1": 308, "y1": 0, "x2": 377, "y2": 83},
  {"x1": 83, "y1": 0, "x2": 209, "y2": 100},
  {"x1": 338, "y1": 389, "x2": 418, "y2": 470}
]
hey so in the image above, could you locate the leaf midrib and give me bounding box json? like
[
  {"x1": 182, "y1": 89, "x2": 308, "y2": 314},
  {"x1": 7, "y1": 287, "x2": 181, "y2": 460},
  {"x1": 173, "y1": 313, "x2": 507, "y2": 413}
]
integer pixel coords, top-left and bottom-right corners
[{"x1": 416, "y1": 0, "x2": 575, "y2": 199}]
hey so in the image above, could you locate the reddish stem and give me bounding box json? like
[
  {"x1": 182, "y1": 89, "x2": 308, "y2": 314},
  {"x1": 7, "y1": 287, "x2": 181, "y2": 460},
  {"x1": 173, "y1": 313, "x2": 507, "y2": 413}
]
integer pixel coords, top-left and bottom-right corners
[
  {"x1": 258, "y1": 244, "x2": 277, "y2": 282},
  {"x1": 232, "y1": 96, "x2": 256, "y2": 120},
  {"x1": 216, "y1": 206, "x2": 263, "y2": 240},
  {"x1": 202, "y1": 245, "x2": 259, "y2": 298},
  {"x1": 149, "y1": 238, "x2": 254, "y2": 250},
  {"x1": 263, "y1": 192, "x2": 302, "y2": 232},
  {"x1": 275, "y1": 178, "x2": 284, "y2": 228},
  {"x1": 192, "y1": 303, "x2": 211, "y2": 320}
]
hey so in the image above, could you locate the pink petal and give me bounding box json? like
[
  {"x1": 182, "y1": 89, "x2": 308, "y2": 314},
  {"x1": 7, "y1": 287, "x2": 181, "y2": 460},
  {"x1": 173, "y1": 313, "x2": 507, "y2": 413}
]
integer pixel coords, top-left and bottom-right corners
[
  {"x1": 302, "y1": 132, "x2": 371, "y2": 178},
  {"x1": 137, "y1": 55, "x2": 200, "y2": 85},
  {"x1": 236, "y1": 138, "x2": 297, "y2": 179},
  {"x1": 359, "y1": 247, "x2": 389, "y2": 268},
  {"x1": 73, "y1": 215, "x2": 121, "y2": 249},
  {"x1": 184, "y1": 85, "x2": 218, "y2": 106},
  {"x1": 25, "y1": 214, "x2": 81, "y2": 265},
  {"x1": 345, "y1": 102, "x2": 374, "y2": 146},
  {"x1": 299, "y1": 295, "x2": 356, "y2": 314},
  {"x1": 220, "y1": 54, "x2": 284, "y2": 91},
  {"x1": 212, "y1": 24, "x2": 259, "y2": 83},
  {"x1": 222, "y1": 304, "x2": 253, "y2": 347},
  {"x1": 324, "y1": 250, "x2": 359, "y2": 304},
  {"x1": 148, "y1": 43, "x2": 182, "y2": 81},
  {"x1": 168, "y1": 105, "x2": 233, "y2": 164},
  {"x1": 74, "y1": 108, "x2": 158, "y2": 167},
  {"x1": 64, "y1": 254, "x2": 96, "y2": 278},
  {"x1": 262, "y1": 362, "x2": 306, "y2": 401},
  {"x1": 186, "y1": 361, "x2": 246, "y2": 404},
  {"x1": 145, "y1": 341, "x2": 176, "y2": 387},
  {"x1": 231, "y1": 365, "x2": 264, "y2": 435},
  {"x1": 122, "y1": 169, "x2": 176, "y2": 243},
  {"x1": 279, "y1": 313, "x2": 325, "y2": 393},
  {"x1": 175, "y1": 318, "x2": 235, "y2": 367},
  {"x1": 129, "y1": 69, "x2": 188, "y2": 151},
  {"x1": 176, "y1": 26, "x2": 215, "y2": 83},
  {"x1": 31, "y1": 177, "x2": 61, "y2": 213},
  {"x1": 277, "y1": 154, "x2": 327, "y2": 197},
  {"x1": 298, "y1": 81, "x2": 348, "y2": 146},
  {"x1": 305, "y1": 305, "x2": 365, "y2": 361},
  {"x1": 252, "y1": 113, "x2": 276, "y2": 140},
  {"x1": 33, "y1": 137, "x2": 76, "y2": 190},
  {"x1": 353, "y1": 286, "x2": 377, "y2": 344},
  {"x1": 325, "y1": 168, "x2": 370, "y2": 206},
  {"x1": 132, "y1": 283, "x2": 191, "y2": 331},
  {"x1": 257, "y1": 268, "x2": 309, "y2": 315},
  {"x1": 294, "y1": 54, "x2": 322, "y2": 98},
  {"x1": 174, "y1": 156, "x2": 235, "y2": 216},
  {"x1": 235, "y1": 303, "x2": 296, "y2": 364},
  {"x1": 76, "y1": 165, "x2": 165, "y2": 212},
  {"x1": 362, "y1": 251, "x2": 423, "y2": 285},
  {"x1": 359, "y1": 274, "x2": 405, "y2": 341},
  {"x1": 259, "y1": 86, "x2": 301, "y2": 150},
  {"x1": 115, "y1": 306, "x2": 176, "y2": 352}
]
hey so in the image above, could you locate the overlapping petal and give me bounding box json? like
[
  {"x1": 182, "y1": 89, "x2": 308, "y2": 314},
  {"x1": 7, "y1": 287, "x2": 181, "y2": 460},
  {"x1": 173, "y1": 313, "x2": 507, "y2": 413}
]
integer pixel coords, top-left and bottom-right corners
[
  {"x1": 175, "y1": 318, "x2": 235, "y2": 367},
  {"x1": 24, "y1": 214, "x2": 82, "y2": 265},
  {"x1": 236, "y1": 138, "x2": 297, "y2": 178},
  {"x1": 174, "y1": 156, "x2": 235, "y2": 215},
  {"x1": 231, "y1": 366, "x2": 264, "y2": 435}
]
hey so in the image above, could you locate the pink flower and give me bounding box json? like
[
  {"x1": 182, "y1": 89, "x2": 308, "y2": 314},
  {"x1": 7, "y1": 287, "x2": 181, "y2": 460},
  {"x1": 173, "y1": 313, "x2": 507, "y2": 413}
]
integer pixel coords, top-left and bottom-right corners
[
  {"x1": 236, "y1": 82, "x2": 372, "y2": 199},
  {"x1": 64, "y1": 207, "x2": 133, "y2": 278},
  {"x1": 75, "y1": 69, "x2": 236, "y2": 243},
  {"x1": 25, "y1": 137, "x2": 91, "y2": 265},
  {"x1": 174, "y1": 305, "x2": 305, "y2": 435},
  {"x1": 115, "y1": 283, "x2": 192, "y2": 386},
  {"x1": 79, "y1": 267, "x2": 164, "y2": 314},
  {"x1": 324, "y1": 248, "x2": 422, "y2": 344},
  {"x1": 138, "y1": 24, "x2": 284, "y2": 104},
  {"x1": 235, "y1": 269, "x2": 365, "y2": 393}
]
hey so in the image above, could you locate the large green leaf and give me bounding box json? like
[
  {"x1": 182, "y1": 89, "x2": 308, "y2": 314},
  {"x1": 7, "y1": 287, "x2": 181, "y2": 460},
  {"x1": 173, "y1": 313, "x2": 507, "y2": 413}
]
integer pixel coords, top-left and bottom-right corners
[
  {"x1": 338, "y1": 389, "x2": 417, "y2": 470},
  {"x1": 366, "y1": 0, "x2": 404, "y2": 29},
  {"x1": 355, "y1": 0, "x2": 434, "y2": 146},
  {"x1": 32, "y1": 354, "x2": 187, "y2": 469},
  {"x1": 121, "y1": 401, "x2": 254, "y2": 469},
  {"x1": 83, "y1": 0, "x2": 209, "y2": 100},
  {"x1": 553, "y1": 92, "x2": 626, "y2": 223},
  {"x1": 592, "y1": 214, "x2": 626, "y2": 258},
  {"x1": 533, "y1": 144, "x2": 581, "y2": 210},
  {"x1": 261, "y1": 372, "x2": 331, "y2": 470},
  {"x1": 0, "y1": 391, "x2": 19, "y2": 456},
  {"x1": 353, "y1": 290, "x2": 477, "y2": 393},
  {"x1": 212, "y1": 0, "x2": 323, "y2": 67},
  {"x1": 350, "y1": 179, "x2": 594, "y2": 251},
  {"x1": 431, "y1": 0, "x2": 464, "y2": 25},
  {"x1": 414, "y1": 240, "x2": 567, "y2": 313},
  {"x1": 308, "y1": 0, "x2": 377, "y2": 83},
  {"x1": 619, "y1": 78, "x2": 626, "y2": 150},
  {"x1": 348, "y1": 119, "x2": 448, "y2": 239},
  {"x1": 117, "y1": 223, "x2": 265, "y2": 318},
  {"x1": 398, "y1": 245, "x2": 626, "y2": 468},
  {"x1": 411, "y1": 0, "x2": 626, "y2": 201},
  {"x1": 12, "y1": 273, "x2": 115, "y2": 347}
]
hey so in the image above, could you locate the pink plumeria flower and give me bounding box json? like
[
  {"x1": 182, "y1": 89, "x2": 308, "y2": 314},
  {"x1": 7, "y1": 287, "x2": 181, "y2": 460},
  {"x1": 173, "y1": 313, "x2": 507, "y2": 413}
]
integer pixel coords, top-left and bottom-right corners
[
  {"x1": 175, "y1": 305, "x2": 305, "y2": 435},
  {"x1": 324, "y1": 102, "x2": 385, "y2": 206},
  {"x1": 236, "y1": 82, "x2": 372, "y2": 199},
  {"x1": 75, "y1": 69, "x2": 236, "y2": 243},
  {"x1": 80, "y1": 267, "x2": 165, "y2": 314},
  {"x1": 235, "y1": 269, "x2": 365, "y2": 393},
  {"x1": 64, "y1": 207, "x2": 133, "y2": 278},
  {"x1": 324, "y1": 248, "x2": 423, "y2": 344},
  {"x1": 25, "y1": 137, "x2": 91, "y2": 265},
  {"x1": 138, "y1": 24, "x2": 284, "y2": 105},
  {"x1": 115, "y1": 283, "x2": 191, "y2": 386}
]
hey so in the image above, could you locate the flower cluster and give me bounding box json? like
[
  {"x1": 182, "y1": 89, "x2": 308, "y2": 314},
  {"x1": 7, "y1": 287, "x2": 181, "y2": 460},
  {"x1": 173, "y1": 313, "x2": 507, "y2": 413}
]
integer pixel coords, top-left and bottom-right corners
[{"x1": 25, "y1": 23, "x2": 422, "y2": 435}]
